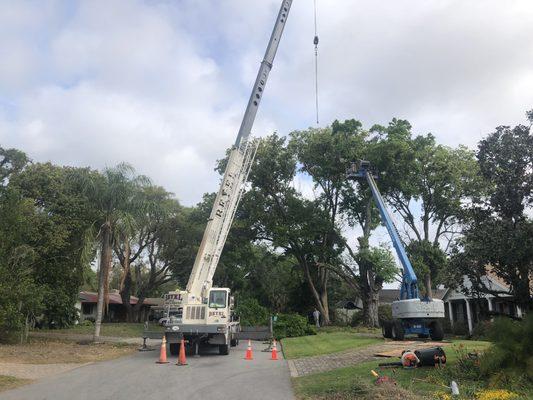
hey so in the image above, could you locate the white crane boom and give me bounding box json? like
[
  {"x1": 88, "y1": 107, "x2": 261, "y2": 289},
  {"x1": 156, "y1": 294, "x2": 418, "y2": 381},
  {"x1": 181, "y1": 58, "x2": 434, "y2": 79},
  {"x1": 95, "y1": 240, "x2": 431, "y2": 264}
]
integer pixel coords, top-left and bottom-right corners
[{"x1": 185, "y1": 0, "x2": 293, "y2": 302}]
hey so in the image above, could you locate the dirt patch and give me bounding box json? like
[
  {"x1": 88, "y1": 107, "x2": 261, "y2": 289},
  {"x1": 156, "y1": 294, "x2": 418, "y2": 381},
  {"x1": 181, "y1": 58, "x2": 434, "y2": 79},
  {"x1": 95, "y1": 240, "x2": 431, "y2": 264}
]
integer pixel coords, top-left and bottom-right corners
[
  {"x1": 0, "y1": 338, "x2": 137, "y2": 364},
  {"x1": 0, "y1": 363, "x2": 84, "y2": 380},
  {"x1": 0, "y1": 375, "x2": 33, "y2": 393}
]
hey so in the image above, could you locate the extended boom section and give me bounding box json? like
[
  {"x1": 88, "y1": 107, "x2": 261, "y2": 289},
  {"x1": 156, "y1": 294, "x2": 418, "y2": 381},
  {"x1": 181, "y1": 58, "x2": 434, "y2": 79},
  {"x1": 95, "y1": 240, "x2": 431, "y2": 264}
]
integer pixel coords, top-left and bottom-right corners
[
  {"x1": 185, "y1": 139, "x2": 258, "y2": 302},
  {"x1": 158, "y1": 0, "x2": 294, "y2": 356}
]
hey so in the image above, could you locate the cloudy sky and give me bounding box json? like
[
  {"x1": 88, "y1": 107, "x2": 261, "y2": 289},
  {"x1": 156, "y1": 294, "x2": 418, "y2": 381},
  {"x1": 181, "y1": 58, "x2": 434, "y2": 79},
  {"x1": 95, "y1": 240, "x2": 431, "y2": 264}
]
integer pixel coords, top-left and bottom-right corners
[{"x1": 1, "y1": 0, "x2": 533, "y2": 206}]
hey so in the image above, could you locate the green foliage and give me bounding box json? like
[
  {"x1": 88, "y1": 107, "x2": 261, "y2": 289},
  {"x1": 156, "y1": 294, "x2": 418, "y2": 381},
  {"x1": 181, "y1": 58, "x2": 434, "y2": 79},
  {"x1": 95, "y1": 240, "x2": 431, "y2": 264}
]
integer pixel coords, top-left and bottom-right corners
[
  {"x1": 406, "y1": 240, "x2": 447, "y2": 291},
  {"x1": 357, "y1": 246, "x2": 397, "y2": 284},
  {"x1": 480, "y1": 315, "x2": 533, "y2": 381},
  {"x1": 273, "y1": 313, "x2": 316, "y2": 339},
  {"x1": 448, "y1": 111, "x2": 533, "y2": 310},
  {"x1": 234, "y1": 297, "x2": 270, "y2": 327},
  {"x1": 10, "y1": 163, "x2": 99, "y2": 327},
  {"x1": 0, "y1": 146, "x2": 28, "y2": 187},
  {"x1": 349, "y1": 310, "x2": 364, "y2": 327}
]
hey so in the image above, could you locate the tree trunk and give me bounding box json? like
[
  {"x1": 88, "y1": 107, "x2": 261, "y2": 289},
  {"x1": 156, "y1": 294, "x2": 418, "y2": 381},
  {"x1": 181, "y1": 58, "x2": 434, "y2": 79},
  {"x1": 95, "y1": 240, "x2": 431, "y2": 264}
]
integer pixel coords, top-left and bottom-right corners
[
  {"x1": 319, "y1": 267, "x2": 330, "y2": 325},
  {"x1": 359, "y1": 199, "x2": 381, "y2": 327},
  {"x1": 361, "y1": 284, "x2": 379, "y2": 327},
  {"x1": 424, "y1": 273, "x2": 433, "y2": 298},
  {"x1": 132, "y1": 295, "x2": 146, "y2": 322},
  {"x1": 119, "y1": 271, "x2": 133, "y2": 323},
  {"x1": 94, "y1": 222, "x2": 112, "y2": 341},
  {"x1": 301, "y1": 257, "x2": 330, "y2": 325},
  {"x1": 118, "y1": 242, "x2": 134, "y2": 322}
]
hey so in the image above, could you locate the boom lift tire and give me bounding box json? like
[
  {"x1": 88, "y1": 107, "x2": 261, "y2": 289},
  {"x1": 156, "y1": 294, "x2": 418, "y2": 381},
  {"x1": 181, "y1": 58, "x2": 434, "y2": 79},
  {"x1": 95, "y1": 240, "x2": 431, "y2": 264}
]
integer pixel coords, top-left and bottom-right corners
[
  {"x1": 381, "y1": 321, "x2": 392, "y2": 338},
  {"x1": 391, "y1": 320, "x2": 405, "y2": 341},
  {"x1": 219, "y1": 344, "x2": 230, "y2": 355},
  {"x1": 169, "y1": 343, "x2": 179, "y2": 356},
  {"x1": 429, "y1": 321, "x2": 444, "y2": 341}
]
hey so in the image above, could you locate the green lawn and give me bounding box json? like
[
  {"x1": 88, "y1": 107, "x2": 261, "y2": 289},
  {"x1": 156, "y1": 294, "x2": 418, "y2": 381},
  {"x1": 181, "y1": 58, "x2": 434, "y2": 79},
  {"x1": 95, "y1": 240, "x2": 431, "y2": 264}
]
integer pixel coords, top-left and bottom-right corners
[
  {"x1": 0, "y1": 375, "x2": 31, "y2": 393},
  {"x1": 281, "y1": 330, "x2": 382, "y2": 359},
  {"x1": 292, "y1": 340, "x2": 533, "y2": 400},
  {"x1": 38, "y1": 322, "x2": 162, "y2": 338}
]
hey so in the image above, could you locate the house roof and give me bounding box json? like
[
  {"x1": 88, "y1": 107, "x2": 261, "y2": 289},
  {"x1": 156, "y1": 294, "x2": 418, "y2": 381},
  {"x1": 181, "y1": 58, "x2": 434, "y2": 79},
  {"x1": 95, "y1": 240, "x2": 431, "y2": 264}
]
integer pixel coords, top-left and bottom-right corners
[
  {"x1": 79, "y1": 291, "x2": 162, "y2": 306},
  {"x1": 441, "y1": 275, "x2": 513, "y2": 301}
]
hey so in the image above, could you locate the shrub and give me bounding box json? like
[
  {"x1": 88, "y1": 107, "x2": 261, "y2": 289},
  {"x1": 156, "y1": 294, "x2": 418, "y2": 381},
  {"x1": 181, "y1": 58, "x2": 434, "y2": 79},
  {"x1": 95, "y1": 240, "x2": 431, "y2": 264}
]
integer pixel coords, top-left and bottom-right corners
[
  {"x1": 79, "y1": 319, "x2": 94, "y2": 326},
  {"x1": 378, "y1": 304, "x2": 392, "y2": 323},
  {"x1": 273, "y1": 313, "x2": 316, "y2": 339},
  {"x1": 471, "y1": 320, "x2": 492, "y2": 339},
  {"x1": 451, "y1": 321, "x2": 469, "y2": 336},
  {"x1": 480, "y1": 314, "x2": 533, "y2": 382},
  {"x1": 349, "y1": 310, "x2": 364, "y2": 327},
  {"x1": 235, "y1": 297, "x2": 269, "y2": 327}
]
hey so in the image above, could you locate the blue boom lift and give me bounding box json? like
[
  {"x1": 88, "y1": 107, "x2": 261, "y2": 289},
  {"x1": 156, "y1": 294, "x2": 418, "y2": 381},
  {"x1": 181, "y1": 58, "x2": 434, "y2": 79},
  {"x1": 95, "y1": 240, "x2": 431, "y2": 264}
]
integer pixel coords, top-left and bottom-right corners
[{"x1": 348, "y1": 160, "x2": 445, "y2": 341}]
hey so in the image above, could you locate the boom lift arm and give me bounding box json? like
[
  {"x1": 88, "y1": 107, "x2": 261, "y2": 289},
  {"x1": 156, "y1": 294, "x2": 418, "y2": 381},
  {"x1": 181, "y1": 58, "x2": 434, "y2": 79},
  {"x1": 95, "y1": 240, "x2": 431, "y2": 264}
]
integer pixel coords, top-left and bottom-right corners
[
  {"x1": 185, "y1": 0, "x2": 294, "y2": 303},
  {"x1": 347, "y1": 160, "x2": 445, "y2": 341},
  {"x1": 347, "y1": 160, "x2": 419, "y2": 300}
]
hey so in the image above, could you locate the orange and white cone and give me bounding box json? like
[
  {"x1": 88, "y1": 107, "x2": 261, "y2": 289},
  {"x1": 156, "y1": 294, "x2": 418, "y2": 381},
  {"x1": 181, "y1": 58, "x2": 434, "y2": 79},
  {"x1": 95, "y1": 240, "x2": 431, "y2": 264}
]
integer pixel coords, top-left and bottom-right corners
[
  {"x1": 245, "y1": 339, "x2": 253, "y2": 360},
  {"x1": 156, "y1": 335, "x2": 169, "y2": 364},
  {"x1": 176, "y1": 338, "x2": 187, "y2": 366},
  {"x1": 270, "y1": 339, "x2": 279, "y2": 360}
]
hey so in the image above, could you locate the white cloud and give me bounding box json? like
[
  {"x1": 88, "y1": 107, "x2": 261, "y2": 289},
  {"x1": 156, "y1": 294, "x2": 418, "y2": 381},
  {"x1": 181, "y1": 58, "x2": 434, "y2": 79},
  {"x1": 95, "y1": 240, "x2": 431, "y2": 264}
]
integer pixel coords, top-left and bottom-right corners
[{"x1": 1, "y1": 0, "x2": 533, "y2": 206}]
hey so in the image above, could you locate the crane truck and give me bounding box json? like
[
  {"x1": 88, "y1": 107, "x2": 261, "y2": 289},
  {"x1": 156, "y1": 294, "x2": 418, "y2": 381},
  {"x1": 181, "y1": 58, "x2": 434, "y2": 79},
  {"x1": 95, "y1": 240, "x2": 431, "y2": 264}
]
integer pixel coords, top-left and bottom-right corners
[
  {"x1": 158, "y1": 0, "x2": 293, "y2": 356},
  {"x1": 347, "y1": 160, "x2": 445, "y2": 341}
]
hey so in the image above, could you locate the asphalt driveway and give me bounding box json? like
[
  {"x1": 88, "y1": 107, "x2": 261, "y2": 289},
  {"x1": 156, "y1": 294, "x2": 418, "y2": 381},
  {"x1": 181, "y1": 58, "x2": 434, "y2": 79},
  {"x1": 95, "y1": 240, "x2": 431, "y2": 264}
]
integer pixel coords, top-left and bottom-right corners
[{"x1": 0, "y1": 341, "x2": 294, "y2": 400}]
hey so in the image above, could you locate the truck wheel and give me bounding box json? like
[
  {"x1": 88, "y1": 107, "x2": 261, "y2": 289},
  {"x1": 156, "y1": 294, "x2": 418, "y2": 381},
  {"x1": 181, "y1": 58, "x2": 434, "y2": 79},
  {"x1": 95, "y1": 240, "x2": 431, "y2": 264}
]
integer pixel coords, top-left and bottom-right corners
[
  {"x1": 391, "y1": 321, "x2": 405, "y2": 341},
  {"x1": 381, "y1": 321, "x2": 392, "y2": 338},
  {"x1": 219, "y1": 344, "x2": 229, "y2": 355},
  {"x1": 429, "y1": 321, "x2": 444, "y2": 341},
  {"x1": 169, "y1": 343, "x2": 179, "y2": 356},
  {"x1": 230, "y1": 337, "x2": 239, "y2": 347}
]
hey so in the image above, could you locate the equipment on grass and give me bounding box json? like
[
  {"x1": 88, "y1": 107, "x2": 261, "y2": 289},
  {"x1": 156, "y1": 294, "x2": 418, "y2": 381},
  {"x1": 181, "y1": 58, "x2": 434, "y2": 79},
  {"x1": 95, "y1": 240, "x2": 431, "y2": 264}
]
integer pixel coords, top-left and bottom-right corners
[{"x1": 347, "y1": 160, "x2": 445, "y2": 341}]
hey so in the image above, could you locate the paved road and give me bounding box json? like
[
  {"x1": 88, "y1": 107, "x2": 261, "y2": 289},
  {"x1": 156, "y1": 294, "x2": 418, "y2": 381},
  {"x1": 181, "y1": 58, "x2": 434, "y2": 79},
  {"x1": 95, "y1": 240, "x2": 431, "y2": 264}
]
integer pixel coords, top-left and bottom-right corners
[{"x1": 0, "y1": 341, "x2": 294, "y2": 400}]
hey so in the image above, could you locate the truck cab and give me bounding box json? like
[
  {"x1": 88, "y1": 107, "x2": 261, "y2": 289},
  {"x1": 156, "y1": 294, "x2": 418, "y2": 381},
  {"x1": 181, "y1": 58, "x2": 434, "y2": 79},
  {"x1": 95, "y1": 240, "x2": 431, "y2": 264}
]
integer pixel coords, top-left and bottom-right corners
[{"x1": 163, "y1": 288, "x2": 239, "y2": 355}]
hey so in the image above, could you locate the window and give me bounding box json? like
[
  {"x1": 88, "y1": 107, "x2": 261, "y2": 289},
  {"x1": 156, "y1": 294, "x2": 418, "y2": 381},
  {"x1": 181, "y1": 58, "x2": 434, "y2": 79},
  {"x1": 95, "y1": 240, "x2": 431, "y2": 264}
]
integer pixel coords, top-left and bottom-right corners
[
  {"x1": 82, "y1": 303, "x2": 93, "y2": 315},
  {"x1": 209, "y1": 290, "x2": 227, "y2": 309}
]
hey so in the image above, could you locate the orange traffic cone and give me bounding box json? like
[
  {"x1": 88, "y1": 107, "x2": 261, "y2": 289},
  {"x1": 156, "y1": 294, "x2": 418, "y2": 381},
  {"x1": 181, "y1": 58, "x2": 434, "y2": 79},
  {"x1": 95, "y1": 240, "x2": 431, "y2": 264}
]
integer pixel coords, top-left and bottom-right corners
[
  {"x1": 271, "y1": 339, "x2": 278, "y2": 360},
  {"x1": 245, "y1": 339, "x2": 253, "y2": 360},
  {"x1": 156, "y1": 335, "x2": 169, "y2": 364},
  {"x1": 176, "y1": 338, "x2": 187, "y2": 366}
]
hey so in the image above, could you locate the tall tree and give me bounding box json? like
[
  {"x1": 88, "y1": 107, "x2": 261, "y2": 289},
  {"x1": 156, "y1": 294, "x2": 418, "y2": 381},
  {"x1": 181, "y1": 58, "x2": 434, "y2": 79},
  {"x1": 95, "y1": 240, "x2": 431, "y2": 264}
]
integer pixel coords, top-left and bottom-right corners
[
  {"x1": 289, "y1": 121, "x2": 371, "y2": 317},
  {"x1": 83, "y1": 163, "x2": 149, "y2": 339},
  {"x1": 369, "y1": 119, "x2": 480, "y2": 295},
  {"x1": 449, "y1": 110, "x2": 533, "y2": 311},
  {"x1": 11, "y1": 163, "x2": 98, "y2": 327},
  {"x1": 243, "y1": 135, "x2": 341, "y2": 324},
  {"x1": 0, "y1": 147, "x2": 28, "y2": 188}
]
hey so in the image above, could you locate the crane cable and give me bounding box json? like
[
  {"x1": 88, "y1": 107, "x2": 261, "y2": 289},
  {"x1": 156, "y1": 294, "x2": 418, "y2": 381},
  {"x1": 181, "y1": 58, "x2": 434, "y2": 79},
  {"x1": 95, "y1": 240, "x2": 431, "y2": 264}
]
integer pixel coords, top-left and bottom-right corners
[{"x1": 313, "y1": 0, "x2": 320, "y2": 125}]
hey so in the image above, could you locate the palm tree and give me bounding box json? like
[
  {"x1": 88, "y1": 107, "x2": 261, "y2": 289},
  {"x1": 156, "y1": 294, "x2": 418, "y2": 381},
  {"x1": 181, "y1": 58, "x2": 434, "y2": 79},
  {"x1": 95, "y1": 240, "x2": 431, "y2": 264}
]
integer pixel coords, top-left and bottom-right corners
[{"x1": 83, "y1": 163, "x2": 149, "y2": 340}]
